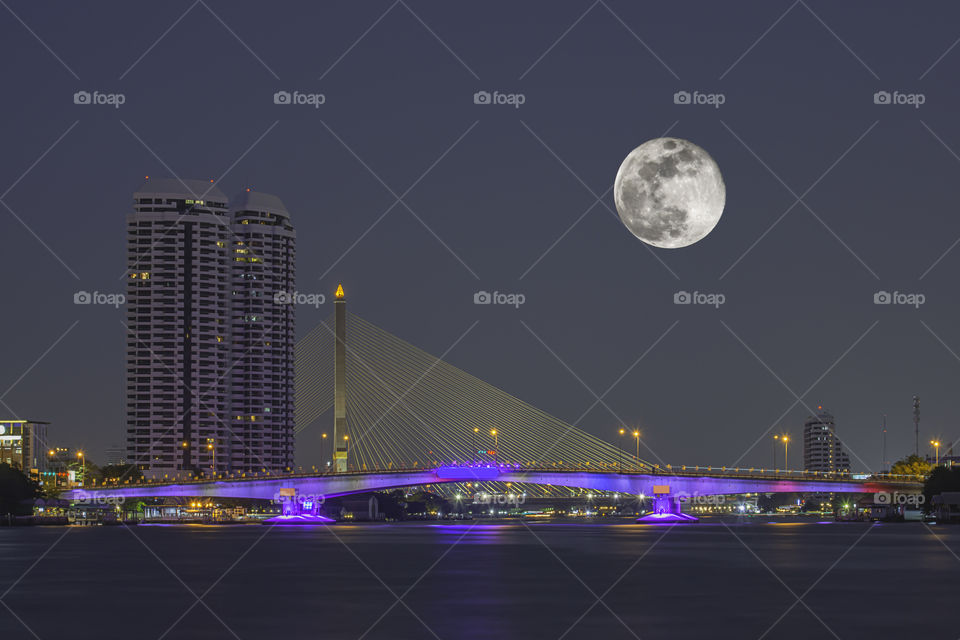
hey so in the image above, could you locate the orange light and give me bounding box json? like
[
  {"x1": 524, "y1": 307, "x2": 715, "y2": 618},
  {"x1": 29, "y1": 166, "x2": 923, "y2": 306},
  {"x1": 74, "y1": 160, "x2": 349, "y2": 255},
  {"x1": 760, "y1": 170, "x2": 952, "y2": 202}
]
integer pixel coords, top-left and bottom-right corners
[{"x1": 335, "y1": 284, "x2": 345, "y2": 299}]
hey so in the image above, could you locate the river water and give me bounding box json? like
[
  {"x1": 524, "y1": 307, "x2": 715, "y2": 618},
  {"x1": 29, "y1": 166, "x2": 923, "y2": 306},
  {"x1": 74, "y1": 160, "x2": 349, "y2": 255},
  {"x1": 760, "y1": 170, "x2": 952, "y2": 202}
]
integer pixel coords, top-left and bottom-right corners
[{"x1": 1, "y1": 517, "x2": 956, "y2": 639}]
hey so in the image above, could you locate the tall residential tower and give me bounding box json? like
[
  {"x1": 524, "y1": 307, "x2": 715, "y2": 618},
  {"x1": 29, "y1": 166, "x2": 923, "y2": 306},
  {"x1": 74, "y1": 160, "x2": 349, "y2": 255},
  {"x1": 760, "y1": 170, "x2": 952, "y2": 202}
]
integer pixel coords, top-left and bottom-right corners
[
  {"x1": 125, "y1": 179, "x2": 295, "y2": 479},
  {"x1": 228, "y1": 190, "x2": 296, "y2": 473}
]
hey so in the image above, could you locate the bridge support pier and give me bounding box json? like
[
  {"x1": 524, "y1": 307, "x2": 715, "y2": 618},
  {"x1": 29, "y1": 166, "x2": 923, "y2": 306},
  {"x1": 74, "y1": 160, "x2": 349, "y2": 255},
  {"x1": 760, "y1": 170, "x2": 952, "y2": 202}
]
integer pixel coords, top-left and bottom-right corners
[
  {"x1": 263, "y1": 488, "x2": 335, "y2": 525},
  {"x1": 637, "y1": 493, "x2": 699, "y2": 523}
]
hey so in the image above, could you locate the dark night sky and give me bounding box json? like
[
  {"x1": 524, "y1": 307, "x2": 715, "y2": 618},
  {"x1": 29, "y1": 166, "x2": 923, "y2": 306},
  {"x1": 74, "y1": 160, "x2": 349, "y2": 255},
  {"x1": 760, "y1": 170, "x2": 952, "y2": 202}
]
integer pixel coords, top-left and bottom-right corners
[{"x1": 2, "y1": 1, "x2": 960, "y2": 471}]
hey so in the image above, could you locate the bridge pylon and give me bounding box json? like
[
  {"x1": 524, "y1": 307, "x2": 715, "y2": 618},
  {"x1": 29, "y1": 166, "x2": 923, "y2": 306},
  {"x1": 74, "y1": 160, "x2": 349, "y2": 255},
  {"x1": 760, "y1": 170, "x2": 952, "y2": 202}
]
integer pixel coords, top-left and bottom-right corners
[{"x1": 333, "y1": 283, "x2": 348, "y2": 473}]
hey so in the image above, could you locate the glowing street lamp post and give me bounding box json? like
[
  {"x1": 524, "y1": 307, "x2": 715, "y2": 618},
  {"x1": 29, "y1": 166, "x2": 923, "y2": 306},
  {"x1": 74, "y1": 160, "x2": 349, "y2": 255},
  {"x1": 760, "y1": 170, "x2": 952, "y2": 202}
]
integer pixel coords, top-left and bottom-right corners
[
  {"x1": 618, "y1": 428, "x2": 625, "y2": 472},
  {"x1": 77, "y1": 451, "x2": 85, "y2": 486},
  {"x1": 491, "y1": 429, "x2": 498, "y2": 463},
  {"x1": 207, "y1": 438, "x2": 215, "y2": 475},
  {"x1": 931, "y1": 440, "x2": 941, "y2": 466},
  {"x1": 633, "y1": 431, "x2": 640, "y2": 470},
  {"x1": 322, "y1": 433, "x2": 328, "y2": 470},
  {"x1": 782, "y1": 436, "x2": 790, "y2": 471}
]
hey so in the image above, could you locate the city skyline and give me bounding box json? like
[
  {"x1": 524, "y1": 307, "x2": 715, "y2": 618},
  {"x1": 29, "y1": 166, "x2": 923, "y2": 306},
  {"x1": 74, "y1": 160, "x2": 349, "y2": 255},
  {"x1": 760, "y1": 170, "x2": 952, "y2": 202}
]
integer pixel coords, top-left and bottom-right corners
[
  {"x1": 6, "y1": 5, "x2": 960, "y2": 640},
  {"x1": 3, "y1": 2, "x2": 960, "y2": 473}
]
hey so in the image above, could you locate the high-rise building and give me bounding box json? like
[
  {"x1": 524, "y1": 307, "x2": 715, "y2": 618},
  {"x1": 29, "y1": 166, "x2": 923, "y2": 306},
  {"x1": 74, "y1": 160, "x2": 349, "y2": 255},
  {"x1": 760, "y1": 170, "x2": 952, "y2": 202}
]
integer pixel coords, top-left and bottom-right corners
[
  {"x1": 125, "y1": 179, "x2": 295, "y2": 479},
  {"x1": 803, "y1": 408, "x2": 850, "y2": 473},
  {"x1": 227, "y1": 190, "x2": 296, "y2": 472},
  {"x1": 125, "y1": 179, "x2": 231, "y2": 479}
]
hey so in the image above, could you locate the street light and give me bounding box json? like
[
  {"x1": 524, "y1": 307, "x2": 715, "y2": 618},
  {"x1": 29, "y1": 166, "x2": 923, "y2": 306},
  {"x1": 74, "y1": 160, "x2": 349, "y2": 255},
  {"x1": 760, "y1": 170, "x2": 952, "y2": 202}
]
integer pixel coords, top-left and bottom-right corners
[
  {"x1": 77, "y1": 451, "x2": 84, "y2": 486},
  {"x1": 491, "y1": 429, "x2": 498, "y2": 463},
  {"x1": 322, "y1": 433, "x2": 328, "y2": 469},
  {"x1": 782, "y1": 436, "x2": 790, "y2": 471},
  {"x1": 207, "y1": 438, "x2": 215, "y2": 474},
  {"x1": 931, "y1": 440, "x2": 941, "y2": 466},
  {"x1": 618, "y1": 428, "x2": 625, "y2": 472},
  {"x1": 633, "y1": 430, "x2": 640, "y2": 470},
  {"x1": 474, "y1": 427, "x2": 479, "y2": 462}
]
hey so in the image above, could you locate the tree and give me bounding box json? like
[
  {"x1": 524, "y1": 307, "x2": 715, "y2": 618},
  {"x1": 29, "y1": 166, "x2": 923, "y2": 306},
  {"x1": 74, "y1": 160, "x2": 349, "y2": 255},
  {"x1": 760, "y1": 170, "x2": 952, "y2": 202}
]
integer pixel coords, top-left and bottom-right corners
[
  {"x1": 923, "y1": 466, "x2": 960, "y2": 508},
  {"x1": 100, "y1": 464, "x2": 144, "y2": 483},
  {"x1": 890, "y1": 454, "x2": 933, "y2": 477},
  {"x1": 0, "y1": 463, "x2": 42, "y2": 516}
]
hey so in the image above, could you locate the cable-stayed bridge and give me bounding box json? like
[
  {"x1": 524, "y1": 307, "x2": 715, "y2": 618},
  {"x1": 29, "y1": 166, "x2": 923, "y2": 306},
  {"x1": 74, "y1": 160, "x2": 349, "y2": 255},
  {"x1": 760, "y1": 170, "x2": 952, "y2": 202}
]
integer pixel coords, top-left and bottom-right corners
[
  {"x1": 295, "y1": 311, "x2": 649, "y2": 474},
  {"x1": 66, "y1": 292, "x2": 924, "y2": 522}
]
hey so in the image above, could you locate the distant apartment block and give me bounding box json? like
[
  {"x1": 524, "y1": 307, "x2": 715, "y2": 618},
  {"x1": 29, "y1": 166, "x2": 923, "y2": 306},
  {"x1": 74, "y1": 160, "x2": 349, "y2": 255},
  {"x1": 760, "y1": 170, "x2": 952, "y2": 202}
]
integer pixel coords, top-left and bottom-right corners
[{"x1": 803, "y1": 408, "x2": 851, "y2": 473}]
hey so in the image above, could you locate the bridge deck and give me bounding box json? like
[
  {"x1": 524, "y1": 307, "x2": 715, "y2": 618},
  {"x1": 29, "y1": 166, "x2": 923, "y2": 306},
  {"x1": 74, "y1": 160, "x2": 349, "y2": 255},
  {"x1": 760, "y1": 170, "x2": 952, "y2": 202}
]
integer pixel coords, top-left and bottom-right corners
[{"x1": 64, "y1": 467, "x2": 924, "y2": 502}]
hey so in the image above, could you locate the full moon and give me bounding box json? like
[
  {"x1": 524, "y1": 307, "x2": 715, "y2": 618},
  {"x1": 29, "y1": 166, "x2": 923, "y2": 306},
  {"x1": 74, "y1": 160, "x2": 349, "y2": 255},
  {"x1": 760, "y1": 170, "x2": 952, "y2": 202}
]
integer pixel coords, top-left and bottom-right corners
[{"x1": 614, "y1": 138, "x2": 725, "y2": 249}]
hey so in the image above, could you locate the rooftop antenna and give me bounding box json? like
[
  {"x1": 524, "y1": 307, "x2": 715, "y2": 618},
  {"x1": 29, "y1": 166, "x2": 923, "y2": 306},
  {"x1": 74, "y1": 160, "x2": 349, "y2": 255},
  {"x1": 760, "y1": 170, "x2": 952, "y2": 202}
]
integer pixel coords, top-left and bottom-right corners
[
  {"x1": 881, "y1": 414, "x2": 887, "y2": 472},
  {"x1": 913, "y1": 395, "x2": 920, "y2": 457}
]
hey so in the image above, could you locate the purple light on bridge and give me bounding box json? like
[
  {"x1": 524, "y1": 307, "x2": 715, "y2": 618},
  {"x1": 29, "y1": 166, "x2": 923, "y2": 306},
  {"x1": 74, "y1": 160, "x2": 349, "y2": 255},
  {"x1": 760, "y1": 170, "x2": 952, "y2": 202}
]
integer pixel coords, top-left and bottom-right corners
[
  {"x1": 434, "y1": 465, "x2": 502, "y2": 481},
  {"x1": 637, "y1": 494, "x2": 699, "y2": 523},
  {"x1": 263, "y1": 514, "x2": 335, "y2": 525}
]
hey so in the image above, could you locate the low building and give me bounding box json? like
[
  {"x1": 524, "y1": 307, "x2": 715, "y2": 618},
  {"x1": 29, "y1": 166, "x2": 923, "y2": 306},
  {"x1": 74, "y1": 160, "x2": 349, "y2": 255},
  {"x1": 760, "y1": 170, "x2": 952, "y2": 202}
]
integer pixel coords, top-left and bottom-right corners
[
  {"x1": 932, "y1": 492, "x2": 960, "y2": 523},
  {"x1": 0, "y1": 419, "x2": 49, "y2": 479}
]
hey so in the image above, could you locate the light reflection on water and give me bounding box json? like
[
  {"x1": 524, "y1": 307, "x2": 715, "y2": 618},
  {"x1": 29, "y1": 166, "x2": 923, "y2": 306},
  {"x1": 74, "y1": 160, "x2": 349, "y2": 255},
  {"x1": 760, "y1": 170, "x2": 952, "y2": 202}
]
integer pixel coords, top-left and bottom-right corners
[{"x1": 0, "y1": 517, "x2": 955, "y2": 639}]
